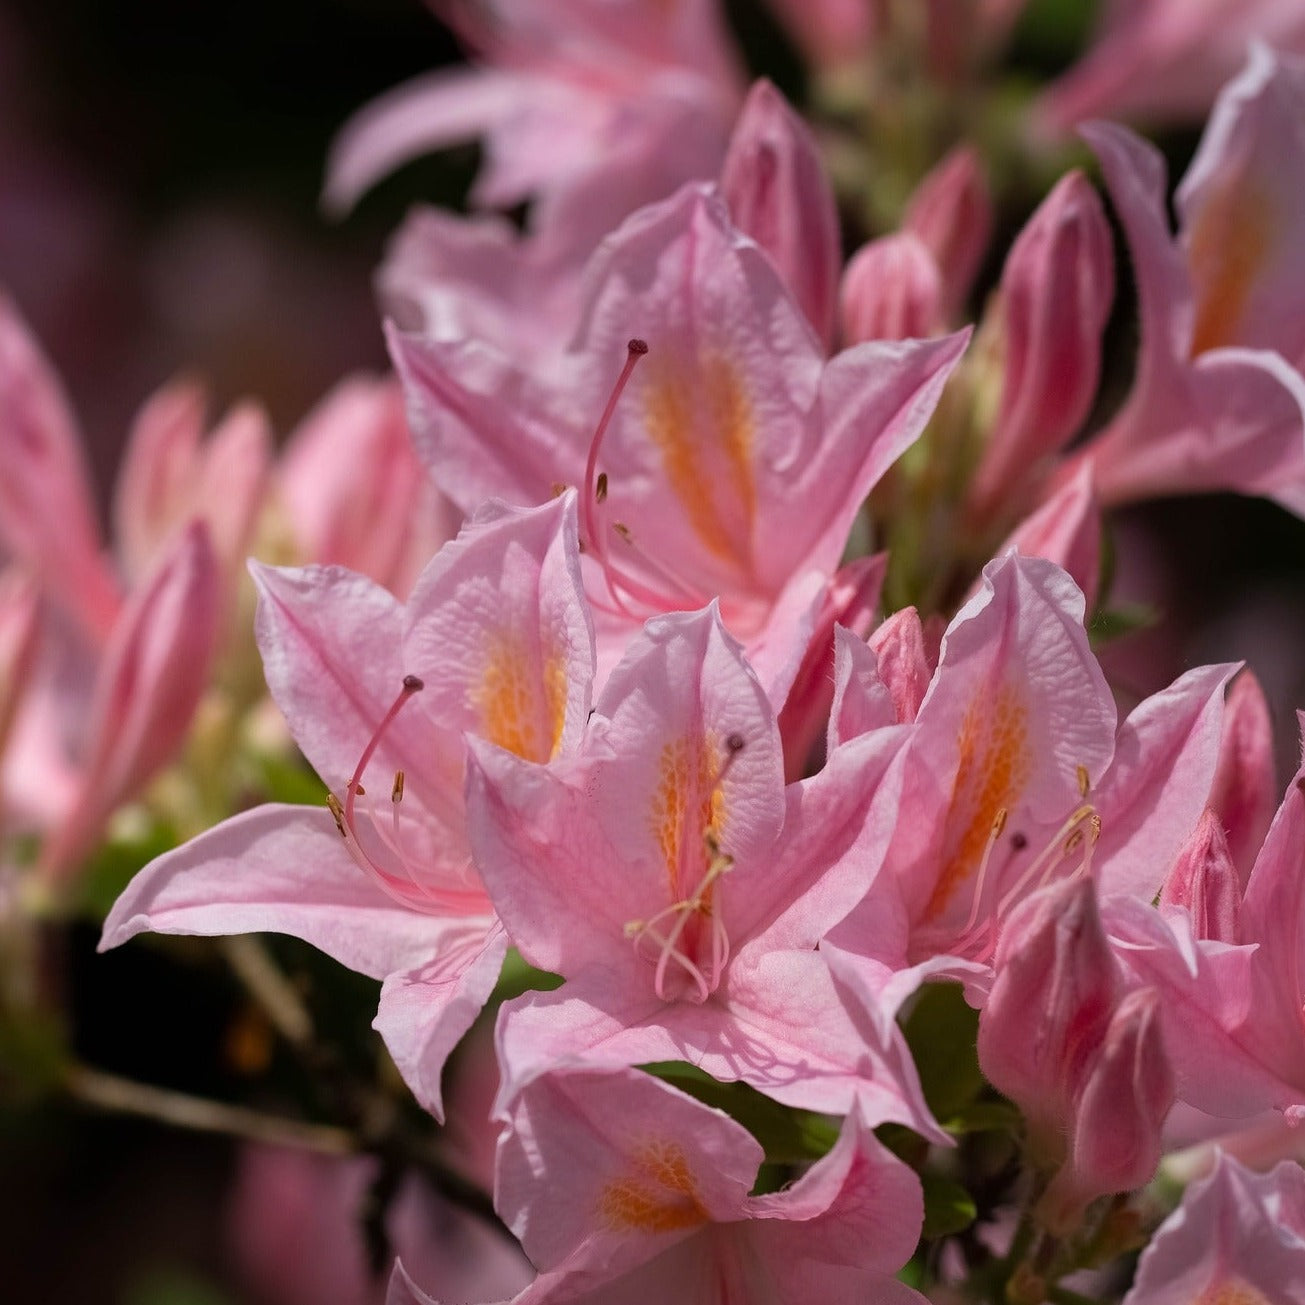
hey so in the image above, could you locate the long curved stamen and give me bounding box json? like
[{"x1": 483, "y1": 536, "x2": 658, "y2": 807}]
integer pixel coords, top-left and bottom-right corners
[
  {"x1": 993, "y1": 803, "x2": 1099, "y2": 922},
  {"x1": 959, "y1": 807, "x2": 1009, "y2": 939},
  {"x1": 582, "y1": 339, "x2": 649, "y2": 604}
]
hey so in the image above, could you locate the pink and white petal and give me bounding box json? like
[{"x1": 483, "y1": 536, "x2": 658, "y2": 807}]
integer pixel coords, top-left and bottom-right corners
[
  {"x1": 763, "y1": 331, "x2": 970, "y2": 588},
  {"x1": 1094, "y1": 663, "x2": 1238, "y2": 899},
  {"x1": 323, "y1": 67, "x2": 521, "y2": 216},
  {"x1": 994, "y1": 460, "x2": 1102, "y2": 611},
  {"x1": 1103, "y1": 896, "x2": 1305, "y2": 1119},
  {"x1": 112, "y1": 377, "x2": 206, "y2": 581},
  {"x1": 39, "y1": 522, "x2": 220, "y2": 887},
  {"x1": 734, "y1": 723, "x2": 909, "y2": 954},
  {"x1": 375, "y1": 920, "x2": 507, "y2": 1121},
  {"x1": 193, "y1": 400, "x2": 272, "y2": 584},
  {"x1": 827, "y1": 626, "x2": 896, "y2": 752},
  {"x1": 251, "y1": 561, "x2": 463, "y2": 822},
  {"x1": 1123, "y1": 1153, "x2": 1305, "y2": 1305},
  {"x1": 1175, "y1": 44, "x2": 1305, "y2": 366},
  {"x1": 589, "y1": 606, "x2": 786, "y2": 895},
  {"x1": 100, "y1": 804, "x2": 453, "y2": 981},
  {"x1": 466, "y1": 745, "x2": 647, "y2": 981},
  {"x1": 868, "y1": 607, "x2": 934, "y2": 725},
  {"x1": 714, "y1": 949, "x2": 942, "y2": 1136},
  {"x1": 0, "y1": 293, "x2": 119, "y2": 640},
  {"x1": 1208, "y1": 670, "x2": 1277, "y2": 886},
  {"x1": 498, "y1": 1064, "x2": 759, "y2": 1274},
  {"x1": 403, "y1": 493, "x2": 593, "y2": 762},
  {"x1": 747, "y1": 1105, "x2": 925, "y2": 1286},
  {"x1": 388, "y1": 328, "x2": 578, "y2": 515}
]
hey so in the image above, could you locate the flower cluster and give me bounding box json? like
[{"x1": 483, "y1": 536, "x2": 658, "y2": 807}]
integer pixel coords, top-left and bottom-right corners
[{"x1": 5, "y1": 3, "x2": 1305, "y2": 1302}]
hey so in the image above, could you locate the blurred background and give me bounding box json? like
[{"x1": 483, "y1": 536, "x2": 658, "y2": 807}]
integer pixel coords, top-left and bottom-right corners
[{"x1": 3, "y1": 2, "x2": 1305, "y2": 1301}]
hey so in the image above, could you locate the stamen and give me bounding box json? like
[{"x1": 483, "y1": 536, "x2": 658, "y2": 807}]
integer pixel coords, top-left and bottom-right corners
[
  {"x1": 392, "y1": 770, "x2": 405, "y2": 802},
  {"x1": 582, "y1": 339, "x2": 649, "y2": 576},
  {"x1": 1077, "y1": 764, "x2": 1091, "y2": 798},
  {"x1": 959, "y1": 807, "x2": 1009, "y2": 938}
]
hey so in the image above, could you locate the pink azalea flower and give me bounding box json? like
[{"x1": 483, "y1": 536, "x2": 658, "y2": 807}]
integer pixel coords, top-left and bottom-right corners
[
  {"x1": 1122, "y1": 1152, "x2": 1305, "y2": 1305},
  {"x1": 324, "y1": 0, "x2": 742, "y2": 264},
  {"x1": 1104, "y1": 717, "x2": 1305, "y2": 1123},
  {"x1": 401, "y1": 1063, "x2": 927, "y2": 1305},
  {"x1": 391, "y1": 183, "x2": 967, "y2": 705},
  {"x1": 1037, "y1": 0, "x2": 1305, "y2": 133},
  {"x1": 100, "y1": 494, "x2": 593, "y2": 1118},
  {"x1": 466, "y1": 603, "x2": 938, "y2": 1134},
  {"x1": 1074, "y1": 48, "x2": 1305, "y2": 512}
]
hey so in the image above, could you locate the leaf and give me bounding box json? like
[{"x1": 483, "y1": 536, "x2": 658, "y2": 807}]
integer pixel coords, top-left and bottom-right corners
[
  {"x1": 642, "y1": 1061, "x2": 840, "y2": 1164},
  {"x1": 942, "y1": 1099, "x2": 1023, "y2": 1136},
  {"x1": 901, "y1": 981, "x2": 985, "y2": 1120},
  {"x1": 921, "y1": 1172, "x2": 978, "y2": 1239}
]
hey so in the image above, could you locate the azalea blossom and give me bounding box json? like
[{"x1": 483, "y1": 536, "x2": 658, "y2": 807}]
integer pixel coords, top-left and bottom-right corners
[
  {"x1": 467, "y1": 603, "x2": 936, "y2": 1133},
  {"x1": 392, "y1": 183, "x2": 967, "y2": 705},
  {"x1": 101, "y1": 494, "x2": 593, "y2": 1117}
]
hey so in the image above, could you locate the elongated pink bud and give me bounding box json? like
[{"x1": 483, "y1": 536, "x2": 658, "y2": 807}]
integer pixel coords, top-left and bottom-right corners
[
  {"x1": 1207, "y1": 671, "x2": 1277, "y2": 887},
  {"x1": 978, "y1": 876, "x2": 1118, "y2": 1164},
  {"x1": 721, "y1": 79, "x2": 841, "y2": 348},
  {"x1": 0, "y1": 294, "x2": 120, "y2": 642},
  {"x1": 903, "y1": 146, "x2": 993, "y2": 319},
  {"x1": 38, "y1": 520, "x2": 220, "y2": 888},
  {"x1": 867, "y1": 606, "x2": 934, "y2": 724},
  {"x1": 1159, "y1": 808, "x2": 1242, "y2": 943},
  {"x1": 113, "y1": 377, "x2": 208, "y2": 581},
  {"x1": 840, "y1": 233, "x2": 944, "y2": 344},
  {"x1": 1042, "y1": 988, "x2": 1175, "y2": 1233},
  {"x1": 969, "y1": 172, "x2": 1114, "y2": 519}
]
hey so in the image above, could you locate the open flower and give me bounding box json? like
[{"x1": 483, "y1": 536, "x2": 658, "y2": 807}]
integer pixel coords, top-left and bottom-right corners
[{"x1": 101, "y1": 494, "x2": 593, "y2": 1117}]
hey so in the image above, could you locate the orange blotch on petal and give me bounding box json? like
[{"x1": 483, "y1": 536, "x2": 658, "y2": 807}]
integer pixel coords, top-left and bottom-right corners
[
  {"x1": 924, "y1": 684, "x2": 1031, "y2": 922},
  {"x1": 597, "y1": 1140, "x2": 709, "y2": 1234},
  {"x1": 642, "y1": 355, "x2": 756, "y2": 571},
  {"x1": 1197, "y1": 1280, "x2": 1273, "y2": 1305},
  {"x1": 472, "y1": 635, "x2": 564, "y2": 763},
  {"x1": 650, "y1": 736, "x2": 726, "y2": 901},
  {"x1": 1187, "y1": 185, "x2": 1276, "y2": 356}
]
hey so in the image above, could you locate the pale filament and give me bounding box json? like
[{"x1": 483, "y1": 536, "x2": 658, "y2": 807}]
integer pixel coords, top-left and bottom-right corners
[
  {"x1": 327, "y1": 675, "x2": 483, "y2": 917},
  {"x1": 952, "y1": 798, "x2": 1102, "y2": 962},
  {"x1": 625, "y1": 836, "x2": 735, "y2": 1003},
  {"x1": 579, "y1": 339, "x2": 717, "y2": 622}
]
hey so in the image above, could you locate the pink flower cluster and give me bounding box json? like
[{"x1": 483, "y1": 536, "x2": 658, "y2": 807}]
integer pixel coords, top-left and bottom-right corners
[{"x1": 1, "y1": 2, "x2": 1302, "y2": 1301}]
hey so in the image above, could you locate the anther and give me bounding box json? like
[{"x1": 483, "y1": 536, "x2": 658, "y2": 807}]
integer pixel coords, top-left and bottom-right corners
[
  {"x1": 327, "y1": 792, "x2": 346, "y2": 836},
  {"x1": 1076, "y1": 764, "x2": 1091, "y2": 798},
  {"x1": 392, "y1": 770, "x2": 406, "y2": 802},
  {"x1": 596, "y1": 472, "x2": 608, "y2": 503}
]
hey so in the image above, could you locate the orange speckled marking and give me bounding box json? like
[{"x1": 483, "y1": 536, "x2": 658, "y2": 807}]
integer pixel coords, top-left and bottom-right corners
[
  {"x1": 472, "y1": 636, "x2": 566, "y2": 763},
  {"x1": 597, "y1": 1140, "x2": 708, "y2": 1234},
  {"x1": 1196, "y1": 1280, "x2": 1272, "y2": 1305},
  {"x1": 924, "y1": 684, "x2": 1031, "y2": 922},
  {"x1": 642, "y1": 355, "x2": 755, "y2": 568},
  {"x1": 1187, "y1": 184, "x2": 1275, "y2": 356},
  {"x1": 650, "y1": 736, "x2": 724, "y2": 901}
]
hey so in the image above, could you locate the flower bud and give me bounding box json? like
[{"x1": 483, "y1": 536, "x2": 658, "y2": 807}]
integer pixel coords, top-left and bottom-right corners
[
  {"x1": 867, "y1": 607, "x2": 934, "y2": 724},
  {"x1": 903, "y1": 146, "x2": 993, "y2": 319},
  {"x1": 840, "y1": 233, "x2": 944, "y2": 344},
  {"x1": 1208, "y1": 670, "x2": 1276, "y2": 887},
  {"x1": 968, "y1": 172, "x2": 1114, "y2": 519},
  {"x1": 1041, "y1": 988, "x2": 1175, "y2": 1233},
  {"x1": 978, "y1": 876, "x2": 1118, "y2": 1163},
  {"x1": 1159, "y1": 808, "x2": 1242, "y2": 943},
  {"x1": 721, "y1": 79, "x2": 841, "y2": 348}
]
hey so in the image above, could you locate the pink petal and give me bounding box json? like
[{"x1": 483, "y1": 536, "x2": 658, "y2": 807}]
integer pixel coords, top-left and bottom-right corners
[{"x1": 100, "y1": 803, "x2": 457, "y2": 979}]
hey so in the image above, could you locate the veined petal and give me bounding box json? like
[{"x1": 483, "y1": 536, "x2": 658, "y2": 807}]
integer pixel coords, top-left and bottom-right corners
[{"x1": 100, "y1": 804, "x2": 459, "y2": 980}]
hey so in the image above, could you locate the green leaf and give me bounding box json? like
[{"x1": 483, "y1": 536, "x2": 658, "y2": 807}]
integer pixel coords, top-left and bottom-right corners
[
  {"x1": 921, "y1": 1172, "x2": 978, "y2": 1239},
  {"x1": 257, "y1": 752, "x2": 329, "y2": 807},
  {"x1": 1088, "y1": 602, "x2": 1159, "y2": 647},
  {"x1": 901, "y1": 982, "x2": 984, "y2": 1120},
  {"x1": 942, "y1": 1099, "x2": 1023, "y2": 1136},
  {"x1": 642, "y1": 1062, "x2": 840, "y2": 1164},
  {"x1": 491, "y1": 948, "x2": 563, "y2": 1003},
  {"x1": 125, "y1": 1270, "x2": 234, "y2": 1305}
]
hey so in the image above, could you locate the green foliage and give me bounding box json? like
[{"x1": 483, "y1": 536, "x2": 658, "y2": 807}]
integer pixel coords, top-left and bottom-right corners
[{"x1": 921, "y1": 1171, "x2": 980, "y2": 1239}]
